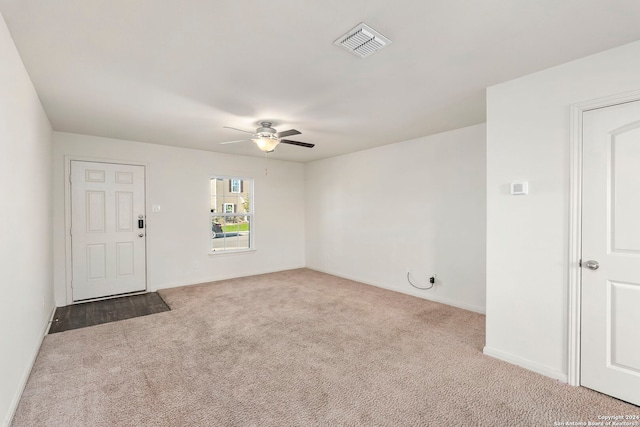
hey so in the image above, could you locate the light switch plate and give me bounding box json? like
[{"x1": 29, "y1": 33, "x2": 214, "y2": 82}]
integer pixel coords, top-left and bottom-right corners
[{"x1": 152, "y1": 204, "x2": 161, "y2": 213}]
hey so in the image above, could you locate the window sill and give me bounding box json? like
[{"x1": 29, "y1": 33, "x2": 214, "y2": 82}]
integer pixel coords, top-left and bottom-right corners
[{"x1": 208, "y1": 248, "x2": 256, "y2": 256}]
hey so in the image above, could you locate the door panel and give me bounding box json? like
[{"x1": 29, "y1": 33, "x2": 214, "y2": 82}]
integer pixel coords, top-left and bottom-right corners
[
  {"x1": 71, "y1": 161, "x2": 146, "y2": 301},
  {"x1": 116, "y1": 191, "x2": 134, "y2": 232},
  {"x1": 87, "y1": 244, "x2": 106, "y2": 280},
  {"x1": 609, "y1": 281, "x2": 640, "y2": 373},
  {"x1": 86, "y1": 191, "x2": 106, "y2": 232},
  {"x1": 116, "y1": 242, "x2": 135, "y2": 277},
  {"x1": 611, "y1": 124, "x2": 640, "y2": 252},
  {"x1": 581, "y1": 100, "x2": 640, "y2": 406}
]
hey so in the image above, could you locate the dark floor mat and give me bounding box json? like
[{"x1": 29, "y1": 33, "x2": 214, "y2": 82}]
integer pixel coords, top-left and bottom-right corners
[{"x1": 49, "y1": 292, "x2": 170, "y2": 334}]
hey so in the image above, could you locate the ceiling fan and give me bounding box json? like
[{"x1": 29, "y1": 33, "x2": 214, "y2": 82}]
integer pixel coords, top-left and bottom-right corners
[{"x1": 220, "y1": 121, "x2": 315, "y2": 152}]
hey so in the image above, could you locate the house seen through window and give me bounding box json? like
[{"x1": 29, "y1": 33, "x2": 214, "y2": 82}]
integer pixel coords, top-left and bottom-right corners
[{"x1": 210, "y1": 176, "x2": 253, "y2": 253}]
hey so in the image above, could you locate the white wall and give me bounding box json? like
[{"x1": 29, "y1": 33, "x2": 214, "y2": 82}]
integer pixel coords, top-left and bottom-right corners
[
  {"x1": 53, "y1": 133, "x2": 306, "y2": 305},
  {"x1": 486, "y1": 40, "x2": 640, "y2": 381},
  {"x1": 0, "y1": 12, "x2": 54, "y2": 427},
  {"x1": 305, "y1": 124, "x2": 486, "y2": 313}
]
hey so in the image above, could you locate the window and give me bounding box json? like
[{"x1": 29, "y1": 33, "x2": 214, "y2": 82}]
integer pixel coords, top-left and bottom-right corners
[
  {"x1": 210, "y1": 176, "x2": 253, "y2": 253},
  {"x1": 230, "y1": 179, "x2": 242, "y2": 193}
]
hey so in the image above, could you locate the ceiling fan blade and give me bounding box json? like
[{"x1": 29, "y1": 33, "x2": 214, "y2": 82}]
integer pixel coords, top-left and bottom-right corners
[
  {"x1": 219, "y1": 139, "x2": 250, "y2": 145},
  {"x1": 280, "y1": 139, "x2": 315, "y2": 148},
  {"x1": 276, "y1": 129, "x2": 301, "y2": 138},
  {"x1": 223, "y1": 126, "x2": 255, "y2": 135}
]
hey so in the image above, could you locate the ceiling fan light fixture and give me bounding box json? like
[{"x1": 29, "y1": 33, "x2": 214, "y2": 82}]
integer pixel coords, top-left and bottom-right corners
[{"x1": 252, "y1": 135, "x2": 280, "y2": 152}]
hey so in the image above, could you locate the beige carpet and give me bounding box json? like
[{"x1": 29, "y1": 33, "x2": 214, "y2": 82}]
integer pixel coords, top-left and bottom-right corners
[{"x1": 12, "y1": 269, "x2": 639, "y2": 426}]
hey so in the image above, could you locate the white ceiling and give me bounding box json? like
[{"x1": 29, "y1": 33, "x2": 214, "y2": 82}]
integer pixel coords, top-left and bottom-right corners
[{"x1": 2, "y1": 0, "x2": 640, "y2": 163}]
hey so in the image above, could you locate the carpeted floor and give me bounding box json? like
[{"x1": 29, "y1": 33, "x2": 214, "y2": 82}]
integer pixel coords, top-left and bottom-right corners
[{"x1": 12, "y1": 269, "x2": 639, "y2": 426}]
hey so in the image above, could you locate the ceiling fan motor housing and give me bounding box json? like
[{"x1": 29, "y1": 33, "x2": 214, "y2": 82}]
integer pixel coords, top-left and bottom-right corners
[{"x1": 257, "y1": 122, "x2": 277, "y2": 135}]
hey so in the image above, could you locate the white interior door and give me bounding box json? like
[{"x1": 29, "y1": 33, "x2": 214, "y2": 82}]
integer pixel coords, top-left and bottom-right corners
[
  {"x1": 71, "y1": 161, "x2": 146, "y2": 301},
  {"x1": 581, "y1": 100, "x2": 640, "y2": 406}
]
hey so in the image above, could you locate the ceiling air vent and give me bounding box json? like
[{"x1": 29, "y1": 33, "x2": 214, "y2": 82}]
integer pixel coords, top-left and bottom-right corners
[{"x1": 334, "y1": 23, "x2": 391, "y2": 59}]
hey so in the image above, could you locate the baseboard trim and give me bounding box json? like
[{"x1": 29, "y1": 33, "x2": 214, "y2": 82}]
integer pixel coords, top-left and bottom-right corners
[
  {"x1": 483, "y1": 345, "x2": 568, "y2": 383},
  {"x1": 3, "y1": 305, "x2": 56, "y2": 427},
  {"x1": 306, "y1": 266, "x2": 485, "y2": 314},
  {"x1": 152, "y1": 265, "x2": 307, "y2": 291}
]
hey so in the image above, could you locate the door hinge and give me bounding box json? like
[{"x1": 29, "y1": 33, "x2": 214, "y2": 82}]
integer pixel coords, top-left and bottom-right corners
[{"x1": 578, "y1": 259, "x2": 582, "y2": 267}]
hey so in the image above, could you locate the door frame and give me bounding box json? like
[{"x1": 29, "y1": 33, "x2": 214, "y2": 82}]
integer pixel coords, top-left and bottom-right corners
[
  {"x1": 567, "y1": 89, "x2": 640, "y2": 386},
  {"x1": 63, "y1": 156, "x2": 150, "y2": 305}
]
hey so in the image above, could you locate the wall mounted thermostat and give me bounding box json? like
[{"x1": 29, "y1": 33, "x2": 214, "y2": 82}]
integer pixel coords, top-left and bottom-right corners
[{"x1": 510, "y1": 181, "x2": 529, "y2": 195}]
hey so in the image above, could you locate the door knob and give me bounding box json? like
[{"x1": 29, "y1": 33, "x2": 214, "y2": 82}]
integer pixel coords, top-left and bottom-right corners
[
  {"x1": 584, "y1": 260, "x2": 599, "y2": 270},
  {"x1": 138, "y1": 233, "x2": 144, "y2": 238}
]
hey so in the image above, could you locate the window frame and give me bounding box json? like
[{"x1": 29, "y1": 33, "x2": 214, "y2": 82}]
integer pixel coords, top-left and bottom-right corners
[{"x1": 209, "y1": 175, "x2": 254, "y2": 255}]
